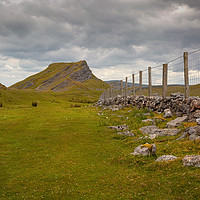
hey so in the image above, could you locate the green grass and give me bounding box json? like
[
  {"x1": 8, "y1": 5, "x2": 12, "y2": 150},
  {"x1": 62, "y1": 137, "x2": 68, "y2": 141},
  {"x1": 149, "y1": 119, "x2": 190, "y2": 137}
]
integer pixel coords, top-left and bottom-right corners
[
  {"x1": 0, "y1": 90, "x2": 200, "y2": 199},
  {"x1": 133, "y1": 84, "x2": 200, "y2": 97}
]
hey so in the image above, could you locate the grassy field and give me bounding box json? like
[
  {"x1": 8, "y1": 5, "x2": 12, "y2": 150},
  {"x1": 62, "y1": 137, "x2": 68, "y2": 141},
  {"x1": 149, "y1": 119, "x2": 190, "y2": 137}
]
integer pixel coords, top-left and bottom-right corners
[{"x1": 0, "y1": 89, "x2": 200, "y2": 199}]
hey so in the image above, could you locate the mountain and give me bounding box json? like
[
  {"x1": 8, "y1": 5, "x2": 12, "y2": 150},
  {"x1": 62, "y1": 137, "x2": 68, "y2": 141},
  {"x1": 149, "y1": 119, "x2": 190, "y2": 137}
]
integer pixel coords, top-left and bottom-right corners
[
  {"x1": 10, "y1": 60, "x2": 108, "y2": 92},
  {"x1": 0, "y1": 83, "x2": 7, "y2": 90}
]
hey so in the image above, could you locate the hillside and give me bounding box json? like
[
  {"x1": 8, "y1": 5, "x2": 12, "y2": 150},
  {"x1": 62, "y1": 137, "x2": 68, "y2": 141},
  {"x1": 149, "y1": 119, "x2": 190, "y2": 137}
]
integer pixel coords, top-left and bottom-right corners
[
  {"x1": 0, "y1": 83, "x2": 7, "y2": 90},
  {"x1": 10, "y1": 60, "x2": 107, "y2": 92}
]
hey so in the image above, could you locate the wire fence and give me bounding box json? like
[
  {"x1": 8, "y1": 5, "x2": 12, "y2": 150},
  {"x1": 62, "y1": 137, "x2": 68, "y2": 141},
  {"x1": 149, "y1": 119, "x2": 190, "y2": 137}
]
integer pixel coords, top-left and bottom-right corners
[{"x1": 100, "y1": 49, "x2": 200, "y2": 100}]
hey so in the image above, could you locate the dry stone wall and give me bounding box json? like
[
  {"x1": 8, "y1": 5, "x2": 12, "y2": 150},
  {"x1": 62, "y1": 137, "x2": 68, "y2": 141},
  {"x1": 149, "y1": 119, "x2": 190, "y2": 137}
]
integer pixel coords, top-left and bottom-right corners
[{"x1": 97, "y1": 93, "x2": 200, "y2": 122}]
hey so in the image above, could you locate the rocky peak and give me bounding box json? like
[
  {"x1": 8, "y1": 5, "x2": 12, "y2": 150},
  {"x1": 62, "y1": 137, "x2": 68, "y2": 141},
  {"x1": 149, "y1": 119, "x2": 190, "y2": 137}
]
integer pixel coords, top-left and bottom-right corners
[{"x1": 10, "y1": 60, "x2": 104, "y2": 92}]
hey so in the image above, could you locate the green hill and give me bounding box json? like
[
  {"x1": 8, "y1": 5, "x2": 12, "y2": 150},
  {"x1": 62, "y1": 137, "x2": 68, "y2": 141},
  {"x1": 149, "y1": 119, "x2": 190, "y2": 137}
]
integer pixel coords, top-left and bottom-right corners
[
  {"x1": 10, "y1": 60, "x2": 107, "y2": 92},
  {"x1": 0, "y1": 83, "x2": 7, "y2": 90}
]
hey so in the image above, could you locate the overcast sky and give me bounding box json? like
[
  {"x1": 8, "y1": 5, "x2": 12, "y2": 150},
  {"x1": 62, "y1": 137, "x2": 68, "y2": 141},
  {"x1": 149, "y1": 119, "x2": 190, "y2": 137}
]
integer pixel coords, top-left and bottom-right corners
[{"x1": 0, "y1": 0, "x2": 200, "y2": 86}]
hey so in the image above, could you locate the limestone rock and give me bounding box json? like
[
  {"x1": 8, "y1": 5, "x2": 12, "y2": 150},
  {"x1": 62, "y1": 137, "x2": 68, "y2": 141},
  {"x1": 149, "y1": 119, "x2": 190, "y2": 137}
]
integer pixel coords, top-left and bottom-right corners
[
  {"x1": 196, "y1": 118, "x2": 200, "y2": 125},
  {"x1": 139, "y1": 126, "x2": 158, "y2": 135},
  {"x1": 166, "y1": 116, "x2": 188, "y2": 128},
  {"x1": 117, "y1": 131, "x2": 135, "y2": 136},
  {"x1": 163, "y1": 109, "x2": 173, "y2": 118},
  {"x1": 156, "y1": 155, "x2": 178, "y2": 162},
  {"x1": 107, "y1": 124, "x2": 129, "y2": 131},
  {"x1": 142, "y1": 119, "x2": 154, "y2": 123},
  {"x1": 189, "y1": 134, "x2": 200, "y2": 140},
  {"x1": 182, "y1": 155, "x2": 200, "y2": 167},
  {"x1": 131, "y1": 143, "x2": 156, "y2": 156},
  {"x1": 193, "y1": 110, "x2": 200, "y2": 118},
  {"x1": 155, "y1": 128, "x2": 180, "y2": 136},
  {"x1": 140, "y1": 126, "x2": 180, "y2": 136}
]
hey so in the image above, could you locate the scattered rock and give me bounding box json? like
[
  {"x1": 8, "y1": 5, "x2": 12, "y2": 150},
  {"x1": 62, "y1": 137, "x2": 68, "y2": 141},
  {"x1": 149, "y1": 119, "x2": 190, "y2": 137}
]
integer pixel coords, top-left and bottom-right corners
[
  {"x1": 155, "y1": 128, "x2": 180, "y2": 136},
  {"x1": 166, "y1": 116, "x2": 188, "y2": 128},
  {"x1": 185, "y1": 126, "x2": 200, "y2": 140},
  {"x1": 163, "y1": 109, "x2": 173, "y2": 118},
  {"x1": 140, "y1": 126, "x2": 180, "y2": 137},
  {"x1": 196, "y1": 118, "x2": 200, "y2": 125},
  {"x1": 156, "y1": 155, "x2": 178, "y2": 162},
  {"x1": 139, "y1": 126, "x2": 158, "y2": 135},
  {"x1": 142, "y1": 119, "x2": 154, "y2": 123},
  {"x1": 182, "y1": 155, "x2": 200, "y2": 167},
  {"x1": 131, "y1": 143, "x2": 156, "y2": 156},
  {"x1": 189, "y1": 134, "x2": 200, "y2": 140},
  {"x1": 117, "y1": 131, "x2": 135, "y2": 136},
  {"x1": 107, "y1": 124, "x2": 129, "y2": 131}
]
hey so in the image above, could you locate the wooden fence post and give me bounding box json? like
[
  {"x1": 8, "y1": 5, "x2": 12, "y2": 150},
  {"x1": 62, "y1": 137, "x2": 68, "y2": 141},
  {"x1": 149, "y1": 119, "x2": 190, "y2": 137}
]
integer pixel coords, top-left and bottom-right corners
[
  {"x1": 184, "y1": 52, "x2": 190, "y2": 98},
  {"x1": 148, "y1": 67, "x2": 152, "y2": 97},
  {"x1": 139, "y1": 71, "x2": 142, "y2": 95},
  {"x1": 132, "y1": 74, "x2": 135, "y2": 97},
  {"x1": 162, "y1": 64, "x2": 168, "y2": 98},
  {"x1": 125, "y1": 77, "x2": 128, "y2": 98},
  {"x1": 120, "y1": 80, "x2": 123, "y2": 96}
]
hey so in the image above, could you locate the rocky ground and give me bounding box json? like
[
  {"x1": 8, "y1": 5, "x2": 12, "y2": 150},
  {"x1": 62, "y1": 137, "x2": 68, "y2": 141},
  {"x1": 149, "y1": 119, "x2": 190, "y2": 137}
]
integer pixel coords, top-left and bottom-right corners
[{"x1": 97, "y1": 93, "x2": 200, "y2": 167}]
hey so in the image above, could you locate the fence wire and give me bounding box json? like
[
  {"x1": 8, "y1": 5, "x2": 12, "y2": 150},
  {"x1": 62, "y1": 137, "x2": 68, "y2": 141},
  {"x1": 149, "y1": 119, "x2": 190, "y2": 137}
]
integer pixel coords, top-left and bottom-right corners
[{"x1": 100, "y1": 49, "x2": 200, "y2": 100}]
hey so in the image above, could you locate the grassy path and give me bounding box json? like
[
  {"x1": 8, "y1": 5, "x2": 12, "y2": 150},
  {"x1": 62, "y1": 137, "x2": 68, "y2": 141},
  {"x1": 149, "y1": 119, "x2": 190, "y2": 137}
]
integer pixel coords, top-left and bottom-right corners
[{"x1": 0, "y1": 104, "x2": 200, "y2": 199}]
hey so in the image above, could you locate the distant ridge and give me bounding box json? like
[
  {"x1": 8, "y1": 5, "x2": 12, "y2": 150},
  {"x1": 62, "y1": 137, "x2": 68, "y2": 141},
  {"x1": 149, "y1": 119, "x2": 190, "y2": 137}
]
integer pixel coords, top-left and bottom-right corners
[{"x1": 10, "y1": 60, "x2": 108, "y2": 92}]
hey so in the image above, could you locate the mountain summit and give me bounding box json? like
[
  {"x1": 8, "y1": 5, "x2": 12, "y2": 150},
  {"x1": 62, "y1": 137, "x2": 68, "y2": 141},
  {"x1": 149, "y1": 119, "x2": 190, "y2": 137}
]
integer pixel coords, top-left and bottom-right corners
[{"x1": 11, "y1": 60, "x2": 106, "y2": 91}]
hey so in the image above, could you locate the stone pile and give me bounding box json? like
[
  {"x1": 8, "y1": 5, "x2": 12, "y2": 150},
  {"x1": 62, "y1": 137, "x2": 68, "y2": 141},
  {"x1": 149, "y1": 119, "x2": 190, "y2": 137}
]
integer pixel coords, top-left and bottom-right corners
[{"x1": 97, "y1": 93, "x2": 200, "y2": 121}]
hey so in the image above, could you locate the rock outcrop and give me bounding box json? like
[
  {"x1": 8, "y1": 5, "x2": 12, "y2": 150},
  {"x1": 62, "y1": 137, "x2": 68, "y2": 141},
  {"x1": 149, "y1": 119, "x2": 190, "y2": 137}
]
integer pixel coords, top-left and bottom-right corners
[{"x1": 10, "y1": 60, "x2": 107, "y2": 92}]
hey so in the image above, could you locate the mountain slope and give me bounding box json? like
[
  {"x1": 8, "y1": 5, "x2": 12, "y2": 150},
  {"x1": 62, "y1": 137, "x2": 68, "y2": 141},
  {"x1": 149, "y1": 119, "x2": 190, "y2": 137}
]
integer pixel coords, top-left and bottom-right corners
[
  {"x1": 10, "y1": 60, "x2": 107, "y2": 92},
  {"x1": 0, "y1": 83, "x2": 7, "y2": 90}
]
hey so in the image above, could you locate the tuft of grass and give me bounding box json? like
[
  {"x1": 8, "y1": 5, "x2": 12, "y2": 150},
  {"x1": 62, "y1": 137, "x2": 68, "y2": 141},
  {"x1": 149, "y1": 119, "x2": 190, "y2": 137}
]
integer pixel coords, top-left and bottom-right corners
[{"x1": 32, "y1": 101, "x2": 38, "y2": 107}]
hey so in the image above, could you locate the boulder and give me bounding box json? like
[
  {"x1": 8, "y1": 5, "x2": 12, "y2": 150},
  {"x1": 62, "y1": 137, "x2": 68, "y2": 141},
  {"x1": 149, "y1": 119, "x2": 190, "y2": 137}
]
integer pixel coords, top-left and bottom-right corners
[
  {"x1": 117, "y1": 131, "x2": 135, "y2": 136},
  {"x1": 166, "y1": 116, "x2": 188, "y2": 128},
  {"x1": 140, "y1": 126, "x2": 180, "y2": 136},
  {"x1": 107, "y1": 124, "x2": 129, "y2": 131},
  {"x1": 182, "y1": 155, "x2": 200, "y2": 167},
  {"x1": 189, "y1": 134, "x2": 200, "y2": 140},
  {"x1": 139, "y1": 126, "x2": 158, "y2": 135},
  {"x1": 196, "y1": 118, "x2": 200, "y2": 125},
  {"x1": 155, "y1": 128, "x2": 180, "y2": 136},
  {"x1": 156, "y1": 155, "x2": 178, "y2": 162},
  {"x1": 163, "y1": 109, "x2": 173, "y2": 118},
  {"x1": 186, "y1": 126, "x2": 200, "y2": 136},
  {"x1": 131, "y1": 143, "x2": 156, "y2": 156}
]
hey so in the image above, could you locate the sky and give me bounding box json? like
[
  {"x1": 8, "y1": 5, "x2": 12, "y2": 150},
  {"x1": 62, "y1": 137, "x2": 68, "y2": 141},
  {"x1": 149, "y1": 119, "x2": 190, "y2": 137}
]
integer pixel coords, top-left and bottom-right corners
[{"x1": 0, "y1": 0, "x2": 200, "y2": 86}]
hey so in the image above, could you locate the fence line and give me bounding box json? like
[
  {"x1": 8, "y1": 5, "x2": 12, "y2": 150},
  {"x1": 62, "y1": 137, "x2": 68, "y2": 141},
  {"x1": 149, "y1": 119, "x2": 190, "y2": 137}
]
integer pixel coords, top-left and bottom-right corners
[{"x1": 100, "y1": 50, "x2": 200, "y2": 100}]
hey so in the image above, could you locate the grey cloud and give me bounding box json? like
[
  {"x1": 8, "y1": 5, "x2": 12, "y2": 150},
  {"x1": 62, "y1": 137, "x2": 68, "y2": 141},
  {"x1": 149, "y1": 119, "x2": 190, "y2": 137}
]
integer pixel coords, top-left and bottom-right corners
[{"x1": 0, "y1": 0, "x2": 200, "y2": 86}]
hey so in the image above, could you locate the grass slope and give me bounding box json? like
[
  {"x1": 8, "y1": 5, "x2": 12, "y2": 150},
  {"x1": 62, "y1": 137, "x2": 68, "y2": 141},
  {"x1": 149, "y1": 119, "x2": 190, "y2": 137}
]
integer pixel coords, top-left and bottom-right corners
[
  {"x1": 0, "y1": 90, "x2": 200, "y2": 199},
  {"x1": 10, "y1": 61, "x2": 108, "y2": 92}
]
